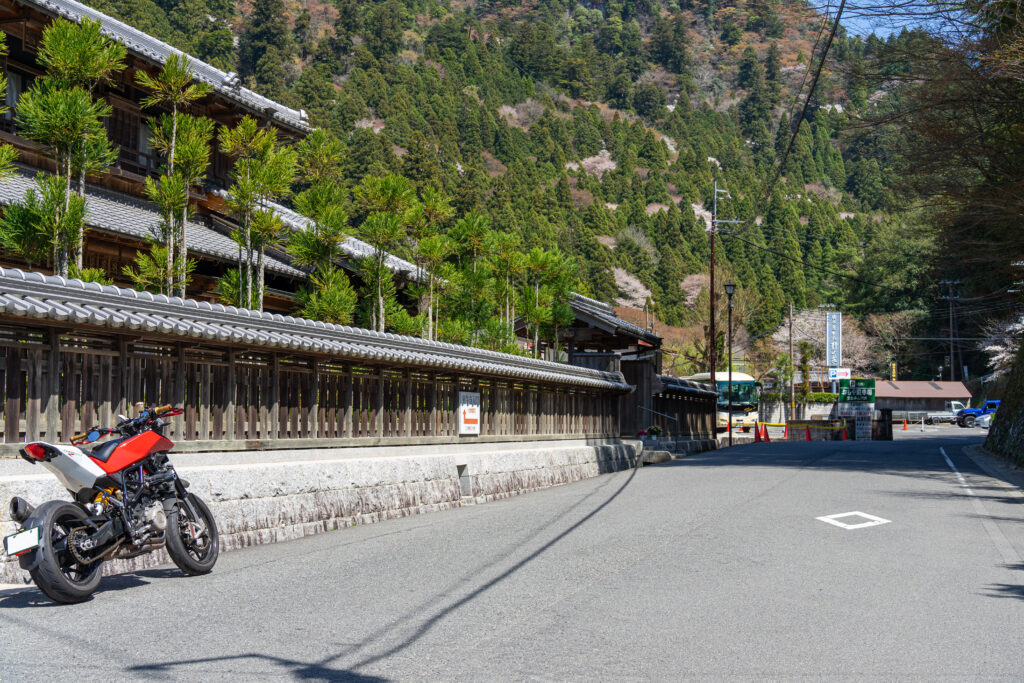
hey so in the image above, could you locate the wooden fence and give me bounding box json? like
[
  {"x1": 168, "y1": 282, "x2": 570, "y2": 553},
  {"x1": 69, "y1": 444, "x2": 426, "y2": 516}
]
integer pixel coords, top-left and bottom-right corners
[
  {"x1": 646, "y1": 389, "x2": 717, "y2": 438},
  {"x1": 0, "y1": 322, "x2": 625, "y2": 453}
]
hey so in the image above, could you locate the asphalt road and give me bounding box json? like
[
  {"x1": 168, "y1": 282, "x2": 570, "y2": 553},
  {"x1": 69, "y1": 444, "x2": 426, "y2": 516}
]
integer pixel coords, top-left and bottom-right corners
[{"x1": 3, "y1": 429, "x2": 1024, "y2": 681}]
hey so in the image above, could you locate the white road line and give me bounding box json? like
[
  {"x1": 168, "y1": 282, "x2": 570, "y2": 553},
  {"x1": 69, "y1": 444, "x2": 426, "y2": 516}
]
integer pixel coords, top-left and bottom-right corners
[
  {"x1": 941, "y1": 447, "x2": 1021, "y2": 564},
  {"x1": 817, "y1": 511, "x2": 891, "y2": 530}
]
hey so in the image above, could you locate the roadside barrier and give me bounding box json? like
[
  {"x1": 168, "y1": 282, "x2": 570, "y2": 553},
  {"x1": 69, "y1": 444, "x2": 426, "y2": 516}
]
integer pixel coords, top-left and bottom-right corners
[{"x1": 789, "y1": 422, "x2": 851, "y2": 442}]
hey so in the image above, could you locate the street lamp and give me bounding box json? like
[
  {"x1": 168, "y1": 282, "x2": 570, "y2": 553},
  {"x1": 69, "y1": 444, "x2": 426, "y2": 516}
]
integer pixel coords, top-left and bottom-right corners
[{"x1": 724, "y1": 282, "x2": 736, "y2": 447}]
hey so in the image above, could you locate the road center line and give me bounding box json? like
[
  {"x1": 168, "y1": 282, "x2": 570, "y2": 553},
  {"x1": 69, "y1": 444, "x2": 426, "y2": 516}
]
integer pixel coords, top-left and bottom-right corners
[{"x1": 941, "y1": 447, "x2": 1021, "y2": 564}]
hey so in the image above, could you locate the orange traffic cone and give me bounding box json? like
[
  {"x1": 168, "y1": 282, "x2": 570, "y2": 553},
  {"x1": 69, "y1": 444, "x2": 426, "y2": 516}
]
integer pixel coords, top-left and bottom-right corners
[
  {"x1": 783, "y1": 424, "x2": 788, "y2": 439},
  {"x1": 842, "y1": 428, "x2": 848, "y2": 441},
  {"x1": 903, "y1": 419, "x2": 908, "y2": 431},
  {"x1": 762, "y1": 424, "x2": 771, "y2": 442},
  {"x1": 805, "y1": 425, "x2": 812, "y2": 441},
  {"x1": 754, "y1": 422, "x2": 761, "y2": 442}
]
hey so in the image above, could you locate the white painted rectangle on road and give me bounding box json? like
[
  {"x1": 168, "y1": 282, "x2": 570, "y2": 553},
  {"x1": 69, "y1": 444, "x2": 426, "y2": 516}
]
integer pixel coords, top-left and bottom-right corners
[{"x1": 817, "y1": 511, "x2": 891, "y2": 530}]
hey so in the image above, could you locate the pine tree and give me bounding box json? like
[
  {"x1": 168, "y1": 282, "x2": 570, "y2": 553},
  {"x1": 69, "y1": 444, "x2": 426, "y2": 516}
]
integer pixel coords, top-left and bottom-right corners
[
  {"x1": 137, "y1": 54, "x2": 213, "y2": 295},
  {"x1": 238, "y1": 0, "x2": 293, "y2": 77}
]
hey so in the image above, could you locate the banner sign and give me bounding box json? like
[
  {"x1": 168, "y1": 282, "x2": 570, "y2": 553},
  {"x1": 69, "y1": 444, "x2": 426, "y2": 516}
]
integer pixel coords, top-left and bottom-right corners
[
  {"x1": 826, "y1": 312, "x2": 842, "y2": 367},
  {"x1": 828, "y1": 368, "x2": 851, "y2": 380},
  {"x1": 458, "y1": 391, "x2": 481, "y2": 435},
  {"x1": 838, "y1": 378, "x2": 875, "y2": 403}
]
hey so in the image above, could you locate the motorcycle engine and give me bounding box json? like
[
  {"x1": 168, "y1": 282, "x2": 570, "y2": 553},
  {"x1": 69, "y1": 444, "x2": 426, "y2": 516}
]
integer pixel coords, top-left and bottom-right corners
[{"x1": 143, "y1": 501, "x2": 168, "y2": 532}]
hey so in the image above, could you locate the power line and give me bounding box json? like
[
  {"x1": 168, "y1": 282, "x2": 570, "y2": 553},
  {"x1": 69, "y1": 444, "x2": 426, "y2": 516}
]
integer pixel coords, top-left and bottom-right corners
[{"x1": 754, "y1": 0, "x2": 849, "y2": 221}]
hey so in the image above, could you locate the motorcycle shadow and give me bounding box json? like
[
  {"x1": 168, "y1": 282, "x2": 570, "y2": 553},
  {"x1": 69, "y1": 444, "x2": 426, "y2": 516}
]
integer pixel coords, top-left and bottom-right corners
[{"x1": 0, "y1": 567, "x2": 182, "y2": 608}]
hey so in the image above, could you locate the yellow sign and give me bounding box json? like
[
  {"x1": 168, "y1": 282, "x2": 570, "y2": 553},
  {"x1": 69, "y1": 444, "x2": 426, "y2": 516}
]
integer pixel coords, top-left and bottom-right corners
[{"x1": 890, "y1": 362, "x2": 897, "y2": 381}]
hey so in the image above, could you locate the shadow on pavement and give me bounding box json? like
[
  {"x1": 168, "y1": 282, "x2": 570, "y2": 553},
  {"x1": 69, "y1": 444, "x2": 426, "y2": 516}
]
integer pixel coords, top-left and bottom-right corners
[
  {"x1": 661, "y1": 441, "x2": 974, "y2": 482},
  {"x1": 333, "y1": 465, "x2": 639, "y2": 672},
  {"x1": 0, "y1": 567, "x2": 183, "y2": 609},
  {"x1": 985, "y1": 563, "x2": 1024, "y2": 602},
  {"x1": 129, "y1": 653, "x2": 388, "y2": 681},
  {"x1": 130, "y1": 466, "x2": 639, "y2": 678}
]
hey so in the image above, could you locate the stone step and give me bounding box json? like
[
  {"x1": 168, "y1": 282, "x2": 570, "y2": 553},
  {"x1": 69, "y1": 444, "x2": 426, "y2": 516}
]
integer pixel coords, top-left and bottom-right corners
[{"x1": 642, "y1": 450, "x2": 674, "y2": 464}]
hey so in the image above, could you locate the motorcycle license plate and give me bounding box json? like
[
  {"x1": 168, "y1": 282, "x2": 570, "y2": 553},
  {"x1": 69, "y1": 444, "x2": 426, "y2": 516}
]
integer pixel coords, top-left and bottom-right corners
[{"x1": 3, "y1": 527, "x2": 40, "y2": 556}]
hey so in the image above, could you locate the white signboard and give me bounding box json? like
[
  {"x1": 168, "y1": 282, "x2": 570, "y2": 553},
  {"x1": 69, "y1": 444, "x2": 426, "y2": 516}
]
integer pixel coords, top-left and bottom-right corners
[
  {"x1": 458, "y1": 391, "x2": 481, "y2": 436},
  {"x1": 826, "y1": 312, "x2": 842, "y2": 367},
  {"x1": 829, "y1": 367, "x2": 851, "y2": 380},
  {"x1": 855, "y1": 417, "x2": 872, "y2": 441},
  {"x1": 838, "y1": 402, "x2": 874, "y2": 418}
]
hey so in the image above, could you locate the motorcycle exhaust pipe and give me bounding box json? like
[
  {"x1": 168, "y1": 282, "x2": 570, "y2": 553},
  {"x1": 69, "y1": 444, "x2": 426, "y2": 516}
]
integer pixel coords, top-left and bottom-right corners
[{"x1": 9, "y1": 497, "x2": 34, "y2": 524}]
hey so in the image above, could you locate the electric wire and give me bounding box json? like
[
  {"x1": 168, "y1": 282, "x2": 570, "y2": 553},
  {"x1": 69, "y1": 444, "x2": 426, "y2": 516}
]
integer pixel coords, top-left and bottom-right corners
[{"x1": 752, "y1": 0, "x2": 849, "y2": 229}]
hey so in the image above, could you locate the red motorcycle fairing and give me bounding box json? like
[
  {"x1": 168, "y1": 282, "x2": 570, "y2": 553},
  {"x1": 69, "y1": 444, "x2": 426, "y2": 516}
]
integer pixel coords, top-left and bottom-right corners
[{"x1": 90, "y1": 430, "x2": 174, "y2": 474}]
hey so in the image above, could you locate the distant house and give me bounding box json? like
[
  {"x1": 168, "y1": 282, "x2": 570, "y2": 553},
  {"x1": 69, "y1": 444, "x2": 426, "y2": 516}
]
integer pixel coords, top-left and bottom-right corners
[{"x1": 874, "y1": 381, "x2": 972, "y2": 412}]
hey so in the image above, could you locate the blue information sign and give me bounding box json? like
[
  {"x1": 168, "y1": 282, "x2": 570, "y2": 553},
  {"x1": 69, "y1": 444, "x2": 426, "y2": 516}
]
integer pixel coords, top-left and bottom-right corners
[{"x1": 826, "y1": 312, "x2": 842, "y2": 367}]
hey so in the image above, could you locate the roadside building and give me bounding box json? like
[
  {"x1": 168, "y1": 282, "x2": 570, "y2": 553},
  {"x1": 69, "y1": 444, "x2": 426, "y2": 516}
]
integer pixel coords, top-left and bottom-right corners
[
  {"x1": 514, "y1": 294, "x2": 716, "y2": 438},
  {"x1": 874, "y1": 381, "x2": 972, "y2": 413}
]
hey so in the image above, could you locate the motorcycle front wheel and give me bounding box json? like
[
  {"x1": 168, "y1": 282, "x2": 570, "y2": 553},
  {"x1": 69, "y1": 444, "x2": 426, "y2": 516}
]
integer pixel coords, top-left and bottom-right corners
[
  {"x1": 165, "y1": 494, "x2": 219, "y2": 575},
  {"x1": 29, "y1": 501, "x2": 103, "y2": 604}
]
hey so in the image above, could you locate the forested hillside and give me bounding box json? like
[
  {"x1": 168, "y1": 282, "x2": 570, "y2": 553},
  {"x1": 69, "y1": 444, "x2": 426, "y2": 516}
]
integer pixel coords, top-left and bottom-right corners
[{"x1": 77, "y1": 0, "x2": 941, "y2": 373}]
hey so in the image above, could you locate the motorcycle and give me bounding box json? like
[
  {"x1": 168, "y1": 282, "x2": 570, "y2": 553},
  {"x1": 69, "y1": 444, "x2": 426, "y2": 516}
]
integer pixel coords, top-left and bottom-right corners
[{"x1": 2, "y1": 403, "x2": 218, "y2": 603}]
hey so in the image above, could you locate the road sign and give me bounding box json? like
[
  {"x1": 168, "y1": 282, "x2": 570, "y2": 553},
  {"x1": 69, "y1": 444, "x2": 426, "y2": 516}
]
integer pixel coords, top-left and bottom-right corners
[
  {"x1": 890, "y1": 362, "x2": 897, "y2": 381},
  {"x1": 829, "y1": 368, "x2": 851, "y2": 380},
  {"x1": 838, "y1": 378, "x2": 875, "y2": 402},
  {"x1": 826, "y1": 312, "x2": 842, "y2": 366},
  {"x1": 458, "y1": 391, "x2": 481, "y2": 435}
]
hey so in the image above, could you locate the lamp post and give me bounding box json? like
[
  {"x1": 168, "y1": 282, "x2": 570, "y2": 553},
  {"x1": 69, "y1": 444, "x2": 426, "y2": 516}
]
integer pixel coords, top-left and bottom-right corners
[{"x1": 725, "y1": 282, "x2": 736, "y2": 447}]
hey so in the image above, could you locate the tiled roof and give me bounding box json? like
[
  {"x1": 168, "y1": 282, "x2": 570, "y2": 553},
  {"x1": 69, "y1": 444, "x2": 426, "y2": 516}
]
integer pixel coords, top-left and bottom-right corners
[
  {"x1": 0, "y1": 170, "x2": 306, "y2": 279},
  {"x1": 13, "y1": 0, "x2": 311, "y2": 133},
  {"x1": 875, "y1": 381, "x2": 972, "y2": 399},
  {"x1": 658, "y1": 375, "x2": 718, "y2": 397},
  {"x1": 261, "y1": 199, "x2": 422, "y2": 279},
  {"x1": 570, "y1": 293, "x2": 661, "y2": 346},
  {"x1": 0, "y1": 267, "x2": 633, "y2": 392}
]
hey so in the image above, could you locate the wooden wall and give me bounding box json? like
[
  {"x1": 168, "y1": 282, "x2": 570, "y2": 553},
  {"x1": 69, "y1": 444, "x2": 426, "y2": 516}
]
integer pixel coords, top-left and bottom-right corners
[{"x1": 0, "y1": 321, "x2": 623, "y2": 450}]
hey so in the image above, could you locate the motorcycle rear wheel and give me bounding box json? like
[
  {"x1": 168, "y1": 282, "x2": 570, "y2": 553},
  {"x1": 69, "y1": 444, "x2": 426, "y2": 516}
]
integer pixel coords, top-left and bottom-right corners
[
  {"x1": 165, "y1": 494, "x2": 219, "y2": 575},
  {"x1": 29, "y1": 501, "x2": 103, "y2": 604}
]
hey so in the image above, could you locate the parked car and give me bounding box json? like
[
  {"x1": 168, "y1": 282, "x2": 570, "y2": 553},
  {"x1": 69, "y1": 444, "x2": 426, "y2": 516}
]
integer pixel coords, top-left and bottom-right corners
[
  {"x1": 978, "y1": 413, "x2": 994, "y2": 429},
  {"x1": 924, "y1": 401, "x2": 968, "y2": 425},
  {"x1": 957, "y1": 400, "x2": 1000, "y2": 428}
]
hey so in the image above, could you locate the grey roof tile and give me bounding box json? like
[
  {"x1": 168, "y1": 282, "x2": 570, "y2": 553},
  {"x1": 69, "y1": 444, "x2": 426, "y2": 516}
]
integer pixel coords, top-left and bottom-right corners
[
  {"x1": 0, "y1": 267, "x2": 633, "y2": 392},
  {"x1": 249, "y1": 197, "x2": 422, "y2": 279},
  {"x1": 0, "y1": 171, "x2": 306, "y2": 279},
  {"x1": 658, "y1": 375, "x2": 718, "y2": 397},
  {"x1": 570, "y1": 292, "x2": 661, "y2": 345},
  {"x1": 15, "y1": 0, "x2": 310, "y2": 133}
]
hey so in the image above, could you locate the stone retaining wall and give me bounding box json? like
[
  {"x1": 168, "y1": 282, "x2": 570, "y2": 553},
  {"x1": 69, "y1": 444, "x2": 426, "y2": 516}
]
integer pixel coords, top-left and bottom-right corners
[{"x1": 1, "y1": 438, "x2": 642, "y2": 584}]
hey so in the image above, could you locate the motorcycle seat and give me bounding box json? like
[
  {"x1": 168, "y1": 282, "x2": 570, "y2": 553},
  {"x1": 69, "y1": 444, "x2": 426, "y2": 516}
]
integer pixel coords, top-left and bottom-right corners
[{"x1": 88, "y1": 437, "x2": 128, "y2": 463}]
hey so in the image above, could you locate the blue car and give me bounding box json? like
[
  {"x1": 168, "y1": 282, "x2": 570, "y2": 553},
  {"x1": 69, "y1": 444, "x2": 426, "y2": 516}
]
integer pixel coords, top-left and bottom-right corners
[{"x1": 956, "y1": 400, "x2": 1000, "y2": 428}]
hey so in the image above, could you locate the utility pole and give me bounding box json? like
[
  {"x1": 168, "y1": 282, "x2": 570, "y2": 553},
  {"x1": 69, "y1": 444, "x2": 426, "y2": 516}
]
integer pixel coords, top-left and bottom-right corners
[
  {"x1": 789, "y1": 301, "x2": 794, "y2": 421},
  {"x1": 710, "y1": 181, "x2": 742, "y2": 386},
  {"x1": 939, "y1": 280, "x2": 961, "y2": 381}
]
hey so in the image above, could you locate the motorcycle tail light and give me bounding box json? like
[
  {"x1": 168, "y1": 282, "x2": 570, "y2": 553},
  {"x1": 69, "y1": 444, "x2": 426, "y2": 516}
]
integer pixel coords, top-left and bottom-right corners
[{"x1": 22, "y1": 444, "x2": 48, "y2": 460}]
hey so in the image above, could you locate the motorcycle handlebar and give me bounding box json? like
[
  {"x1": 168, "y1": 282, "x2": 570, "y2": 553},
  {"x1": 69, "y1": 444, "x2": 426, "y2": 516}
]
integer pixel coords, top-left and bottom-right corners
[
  {"x1": 71, "y1": 431, "x2": 89, "y2": 443},
  {"x1": 154, "y1": 404, "x2": 173, "y2": 416}
]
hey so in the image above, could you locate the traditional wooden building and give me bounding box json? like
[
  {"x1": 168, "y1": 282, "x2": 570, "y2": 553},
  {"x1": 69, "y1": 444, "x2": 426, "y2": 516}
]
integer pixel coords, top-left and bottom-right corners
[
  {"x1": 0, "y1": 0, "x2": 418, "y2": 312},
  {"x1": 514, "y1": 294, "x2": 716, "y2": 438}
]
